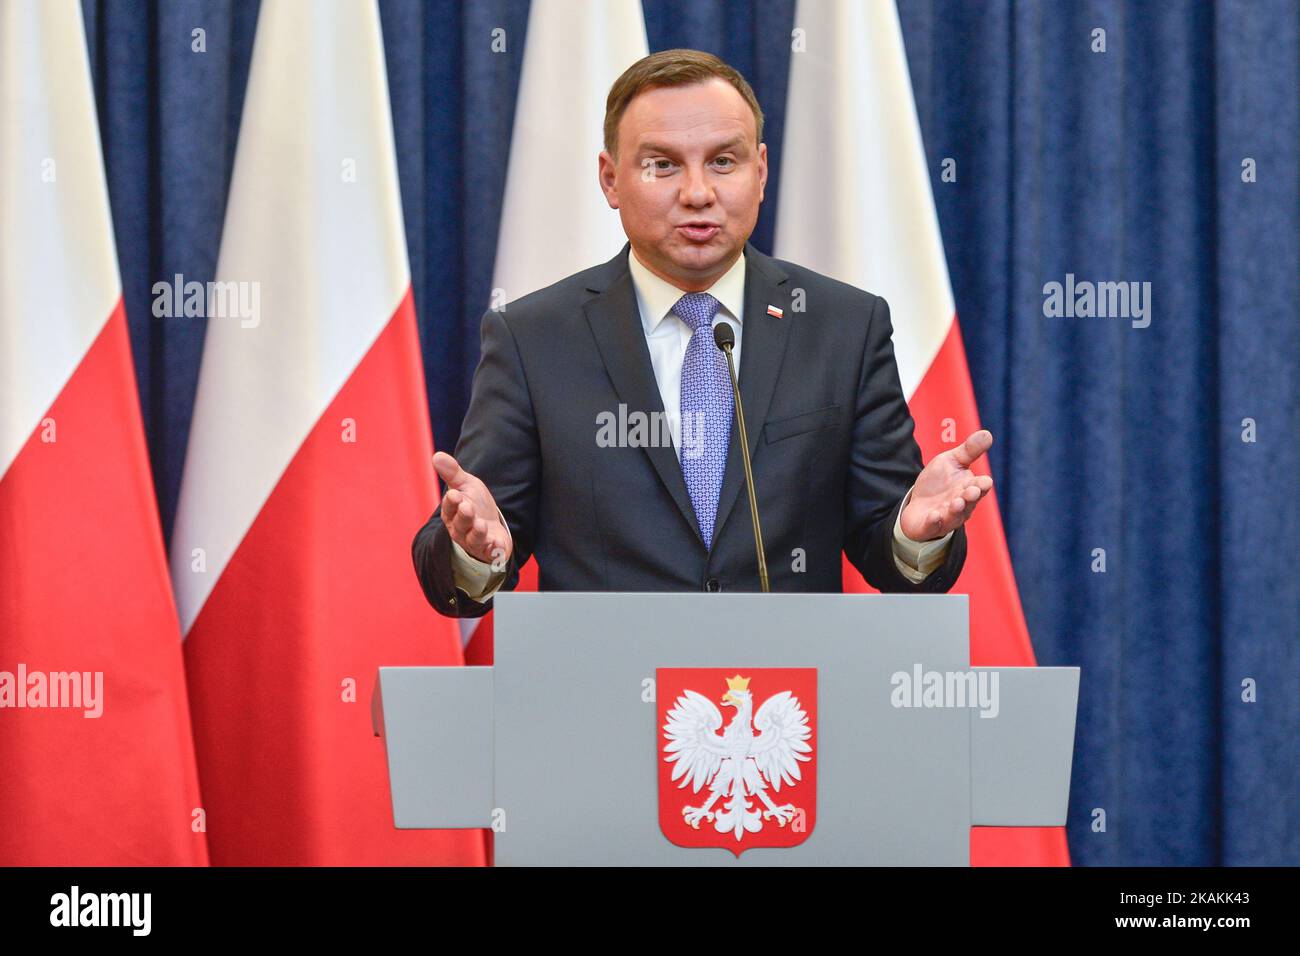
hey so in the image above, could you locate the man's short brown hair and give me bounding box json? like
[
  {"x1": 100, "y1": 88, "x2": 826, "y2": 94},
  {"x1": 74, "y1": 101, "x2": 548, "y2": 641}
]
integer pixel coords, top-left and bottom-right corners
[{"x1": 603, "y1": 48, "x2": 764, "y2": 158}]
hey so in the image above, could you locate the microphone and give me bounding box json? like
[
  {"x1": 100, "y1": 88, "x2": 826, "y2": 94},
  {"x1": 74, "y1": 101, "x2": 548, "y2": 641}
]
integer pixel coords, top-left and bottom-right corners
[{"x1": 713, "y1": 321, "x2": 769, "y2": 593}]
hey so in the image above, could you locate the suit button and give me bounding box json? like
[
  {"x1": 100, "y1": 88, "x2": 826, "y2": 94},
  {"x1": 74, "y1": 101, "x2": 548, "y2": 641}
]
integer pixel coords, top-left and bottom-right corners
[{"x1": 705, "y1": 579, "x2": 721, "y2": 592}]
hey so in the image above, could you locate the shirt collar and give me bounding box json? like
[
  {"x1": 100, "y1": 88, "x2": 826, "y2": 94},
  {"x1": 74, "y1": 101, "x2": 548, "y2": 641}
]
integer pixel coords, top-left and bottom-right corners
[{"x1": 627, "y1": 245, "x2": 747, "y2": 336}]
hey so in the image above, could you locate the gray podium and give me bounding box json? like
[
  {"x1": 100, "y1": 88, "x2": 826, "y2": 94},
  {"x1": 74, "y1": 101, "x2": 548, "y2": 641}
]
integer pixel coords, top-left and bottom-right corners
[{"x1": 371, "y1": 592, "x2": 1079, "y2": 866}]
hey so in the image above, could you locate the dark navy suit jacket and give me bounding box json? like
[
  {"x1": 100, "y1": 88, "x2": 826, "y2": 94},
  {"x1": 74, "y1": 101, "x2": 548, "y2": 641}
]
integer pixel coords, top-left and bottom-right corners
[{"x1": 413, "y1": 242, "x2": 966, "y2": 616}]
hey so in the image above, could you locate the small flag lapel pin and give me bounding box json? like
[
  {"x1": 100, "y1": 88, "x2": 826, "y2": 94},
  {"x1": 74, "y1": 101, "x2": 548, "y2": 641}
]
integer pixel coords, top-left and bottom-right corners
[{"x1": 766, "y1": 304, "x2": 784, "y2": 318}]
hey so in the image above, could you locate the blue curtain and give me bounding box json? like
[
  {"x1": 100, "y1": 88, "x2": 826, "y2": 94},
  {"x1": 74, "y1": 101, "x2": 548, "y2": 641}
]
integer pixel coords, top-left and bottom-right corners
[{"x1": 80, "y1": 0, "x2": 1297, "y2": 866}]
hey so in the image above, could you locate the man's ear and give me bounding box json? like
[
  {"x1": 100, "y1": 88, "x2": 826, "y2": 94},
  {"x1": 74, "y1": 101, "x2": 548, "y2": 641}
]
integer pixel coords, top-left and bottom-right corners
[
  {"x1": 757, "y1": 141, "x2": 768, "y2": 202},
  {"x1": 597, "y1": 150, "x2": 620, "y2": 209}
]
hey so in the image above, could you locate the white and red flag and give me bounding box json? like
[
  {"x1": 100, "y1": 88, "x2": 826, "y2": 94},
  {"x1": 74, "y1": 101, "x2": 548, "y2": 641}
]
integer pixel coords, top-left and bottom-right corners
[
  {"x1": 169, "y1": 0, "x2": 481, "y2": 865},
  {"x1": 774, "y1": 0, "x2": 1070, "y2": 866},
  {"x1": 0, "y1": 0, "x2": 207, "y2": 864}
]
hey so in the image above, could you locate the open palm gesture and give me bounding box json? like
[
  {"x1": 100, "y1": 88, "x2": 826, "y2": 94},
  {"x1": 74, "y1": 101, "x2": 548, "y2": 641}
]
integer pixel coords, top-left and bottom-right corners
[{"x1": 899, "y1": 430, "x2": 994, "y2": 542}]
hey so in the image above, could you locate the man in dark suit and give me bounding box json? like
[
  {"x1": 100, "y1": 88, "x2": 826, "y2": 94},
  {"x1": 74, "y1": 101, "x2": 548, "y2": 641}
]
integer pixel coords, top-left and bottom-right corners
[{"x1": 413, "y1": 49, "x2": 994, "y2": 617}]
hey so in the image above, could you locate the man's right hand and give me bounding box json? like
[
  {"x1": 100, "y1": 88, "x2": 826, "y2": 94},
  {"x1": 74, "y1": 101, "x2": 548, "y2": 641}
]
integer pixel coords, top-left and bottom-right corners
[{"x1": 432, "y1": 451, "x2": 512, "y2": 568}]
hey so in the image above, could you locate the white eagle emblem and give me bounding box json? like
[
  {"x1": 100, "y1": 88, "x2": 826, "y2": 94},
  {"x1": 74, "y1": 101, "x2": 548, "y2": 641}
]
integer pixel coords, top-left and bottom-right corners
[{"x1": 661, "y1": 674, "x2": 813, "y2": 841}]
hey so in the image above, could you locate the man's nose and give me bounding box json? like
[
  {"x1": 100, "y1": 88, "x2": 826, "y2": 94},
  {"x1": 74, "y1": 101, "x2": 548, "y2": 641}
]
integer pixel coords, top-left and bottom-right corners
[{"x1": 679, "y1": 165, "x2": 715, "y2": 207}]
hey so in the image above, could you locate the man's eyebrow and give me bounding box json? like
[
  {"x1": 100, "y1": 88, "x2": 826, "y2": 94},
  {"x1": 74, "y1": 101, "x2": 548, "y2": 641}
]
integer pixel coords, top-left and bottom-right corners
[{"x1": 636, "y1": 136, "x2": 751, "y2": 157}]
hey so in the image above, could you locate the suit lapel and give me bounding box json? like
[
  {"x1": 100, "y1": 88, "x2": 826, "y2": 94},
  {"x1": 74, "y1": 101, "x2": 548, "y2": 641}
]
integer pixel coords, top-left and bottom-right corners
[
  {"x1": 712, "y1": 244, "x2": 793, "y2": 545},
  {"x1": 583, "y1": 244, "x2": 703, "y2": 545}
]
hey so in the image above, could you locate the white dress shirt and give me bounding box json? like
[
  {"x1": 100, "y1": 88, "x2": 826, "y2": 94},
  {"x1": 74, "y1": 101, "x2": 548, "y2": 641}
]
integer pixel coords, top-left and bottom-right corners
[
  {"x1": 629, "y1": 244, "x2": 747, "y2": 458},
  {"x1": 450, "y1": 247, "x2": 952, "y2": 598}
]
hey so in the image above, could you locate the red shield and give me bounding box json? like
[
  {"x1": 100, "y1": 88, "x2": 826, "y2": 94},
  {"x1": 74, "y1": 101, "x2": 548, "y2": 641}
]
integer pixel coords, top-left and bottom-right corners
[{"x1": 657, "y1": 667, "x2": 817, "y2": 856}]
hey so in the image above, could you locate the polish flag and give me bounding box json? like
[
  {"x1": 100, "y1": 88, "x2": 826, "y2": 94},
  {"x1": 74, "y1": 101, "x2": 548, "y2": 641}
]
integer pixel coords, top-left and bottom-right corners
[
  {"x1": 774, "y1": 0, "x2": 1070, "y2": 867},
  {"x1": 169, "y1": 0, "x2": 481, "y2": 865},
  {"x1": 463, "y1": 0, "x2": 648, "y2": 664},
  {"x1": 0, "y1": 0, "x2": 206, "y2": 864}
]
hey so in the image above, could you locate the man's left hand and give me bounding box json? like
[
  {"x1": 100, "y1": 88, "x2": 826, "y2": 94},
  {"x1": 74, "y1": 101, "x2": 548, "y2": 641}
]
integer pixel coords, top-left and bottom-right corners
[{"x1": 899, "y1": 430, "x2": 995, "y2": 542}]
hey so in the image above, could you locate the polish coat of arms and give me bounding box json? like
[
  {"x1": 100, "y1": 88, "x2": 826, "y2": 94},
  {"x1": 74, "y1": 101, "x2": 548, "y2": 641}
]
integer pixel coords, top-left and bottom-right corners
[{"x1": 657, "y1": 668, "x2": 817, "y2": 855}]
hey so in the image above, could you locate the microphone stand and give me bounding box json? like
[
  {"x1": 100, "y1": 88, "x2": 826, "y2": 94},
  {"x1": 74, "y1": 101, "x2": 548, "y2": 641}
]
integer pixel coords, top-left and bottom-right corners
[{"x1": 714, "y1": 323, "x2": 769, "y2": 593}]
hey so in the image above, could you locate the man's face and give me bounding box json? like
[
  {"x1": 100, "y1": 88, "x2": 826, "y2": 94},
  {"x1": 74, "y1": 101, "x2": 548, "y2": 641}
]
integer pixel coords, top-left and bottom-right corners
[{"x1": 598, "y1": 78, "x2": 767, "y2": 292}]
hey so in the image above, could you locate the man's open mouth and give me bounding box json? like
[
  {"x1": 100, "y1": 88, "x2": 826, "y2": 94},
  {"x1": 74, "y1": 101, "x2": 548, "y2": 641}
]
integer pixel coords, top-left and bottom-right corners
[{"x1": 677, "y1": 223, "x2": 720, "y2": 241}]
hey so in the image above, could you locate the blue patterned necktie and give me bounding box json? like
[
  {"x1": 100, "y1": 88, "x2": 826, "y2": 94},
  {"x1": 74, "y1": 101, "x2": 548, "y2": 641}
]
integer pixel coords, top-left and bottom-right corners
[{"x1": 675, "y1": 292, "x2": 733, "y2": 550}]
